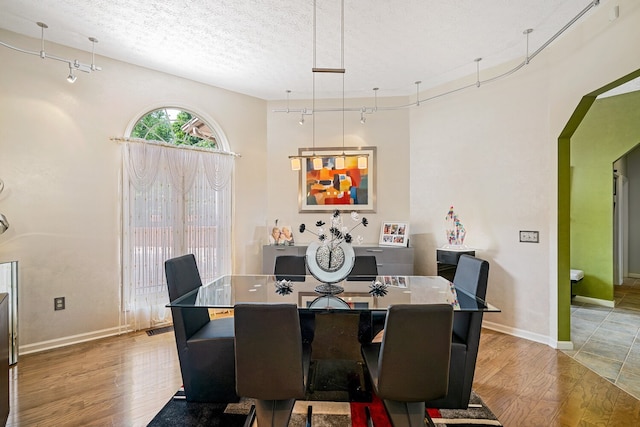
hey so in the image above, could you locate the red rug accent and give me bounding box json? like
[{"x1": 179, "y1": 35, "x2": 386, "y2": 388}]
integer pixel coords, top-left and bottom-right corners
[
  {"x1": 350, "y1": 393, "x2": 391, "y2": 427},
  {"x1": 427, "y1": 407, "x2": 441, "y2": 419}
]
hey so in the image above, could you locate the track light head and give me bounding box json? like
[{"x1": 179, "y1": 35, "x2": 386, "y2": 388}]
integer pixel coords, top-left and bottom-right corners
[{"x1": 66, "y1": 64, "x2": 77, "y2": 83}]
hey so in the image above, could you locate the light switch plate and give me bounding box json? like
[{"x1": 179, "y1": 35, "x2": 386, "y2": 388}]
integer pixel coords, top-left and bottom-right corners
[{"x1": 519, "y1": 231, "x2": 539, "y2": 243}]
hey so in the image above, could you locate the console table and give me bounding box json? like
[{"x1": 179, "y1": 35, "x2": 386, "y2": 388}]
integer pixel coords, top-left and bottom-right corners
[{"x1": 262, "y1": 245, "x2": 414, "y2": 276}]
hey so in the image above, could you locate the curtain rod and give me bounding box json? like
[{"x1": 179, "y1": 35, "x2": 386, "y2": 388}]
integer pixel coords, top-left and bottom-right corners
[{"x1": 110, "y1": 137, "x2": 241, "y2": 157}]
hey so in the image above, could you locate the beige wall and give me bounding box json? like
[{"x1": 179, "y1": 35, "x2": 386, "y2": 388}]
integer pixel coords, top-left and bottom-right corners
[
  {"x1": 0, "y1": 29, "x2": 267, "y2": 350},
  {"x1": 265, "y1": 97, "x2": 411, "y2": 252},
  {"x1": 409, "y1": 0, "x2": 640, "y2": 345}
]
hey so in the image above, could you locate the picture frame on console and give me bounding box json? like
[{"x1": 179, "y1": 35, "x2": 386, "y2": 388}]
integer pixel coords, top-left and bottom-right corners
[
  {"x1": 379, "y1": 221, "x2": 409, "y2": 247},
  {"x1": 298, "y1": 146, "x2": 376, "y2": 213}
]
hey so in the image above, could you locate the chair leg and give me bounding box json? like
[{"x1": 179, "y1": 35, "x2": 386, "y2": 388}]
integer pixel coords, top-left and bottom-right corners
[
  {"x1": 306, "y1": 404, "x2": 313, "y2": 427},
  {"x1": 243, "y1": 405, "x2": 256, "y2": 427},
  {"x1": 383, "y1": 400, "x2": 426, "y2": 427},
  {"x1": 254, "y1": 399, "x2": 296, "y2": 427}
]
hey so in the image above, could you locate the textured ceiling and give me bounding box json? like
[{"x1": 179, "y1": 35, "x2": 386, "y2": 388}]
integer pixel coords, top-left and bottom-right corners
[{"x1": 0, "y1": 0, "x2": 605, "y2": 100}]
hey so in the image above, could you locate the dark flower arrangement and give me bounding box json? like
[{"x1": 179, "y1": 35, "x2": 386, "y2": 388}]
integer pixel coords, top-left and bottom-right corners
[
  {"x1": 369, "y1": 280, "x2": 389, "y2": 297},
  {"x1": 299, "y1": 209, "x2": 368, "y2": 250},
  {"x1": 275, "y1": 279, "x2": 294, "y2": 295}
]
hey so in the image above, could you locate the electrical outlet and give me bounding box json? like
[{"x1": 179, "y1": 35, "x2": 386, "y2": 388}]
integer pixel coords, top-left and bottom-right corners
[
  {"x1": 519, "y1": 231, "x2": 539, "y2": 243},
  {"x1": 54, "y1": 297, "x2": 65, "y2": 311}
]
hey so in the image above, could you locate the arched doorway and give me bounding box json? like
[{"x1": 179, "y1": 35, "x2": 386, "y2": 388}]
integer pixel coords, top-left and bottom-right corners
[{"x1": 557, "y1": 68, "x2": 640, "y2": 343}]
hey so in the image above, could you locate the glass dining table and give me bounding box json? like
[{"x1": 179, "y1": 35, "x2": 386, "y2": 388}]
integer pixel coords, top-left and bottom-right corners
[
  {"x1": 166, "y1": 274, "x2": 500, "y2": 407},
  {"x1": 166, "y1": 274, "x2": 500, "y2": 313}
]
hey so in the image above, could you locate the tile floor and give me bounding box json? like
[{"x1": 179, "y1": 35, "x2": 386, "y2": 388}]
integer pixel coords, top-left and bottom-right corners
[{"x1": 565, "y1": 277, "x2": 640, "y2": 399}]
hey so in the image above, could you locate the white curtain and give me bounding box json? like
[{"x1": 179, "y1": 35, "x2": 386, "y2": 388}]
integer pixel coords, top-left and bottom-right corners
[{"x1": 121, "y1": 142, "x2": 234, "y2": 331}]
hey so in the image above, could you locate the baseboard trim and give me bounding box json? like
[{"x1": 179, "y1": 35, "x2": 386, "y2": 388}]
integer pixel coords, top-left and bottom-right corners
[
  {"x1": 629, "y1": 273, "x2": 640, "y2": 279},
  {"x1": 572, "y1": 295, "x2": 615, "y2": 308},
  {"x1": 482, "y1": 320, "x2": 573, "y2": 350},
  {"x1": 19, "y1": 326, "x2": 126, "y2": 356}
]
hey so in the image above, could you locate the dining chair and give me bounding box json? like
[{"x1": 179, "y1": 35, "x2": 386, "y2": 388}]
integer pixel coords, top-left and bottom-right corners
[
  {"x1": 361, "y1": 304, "x2": 454, "y2": 427},
  {"x1": 164, "y1": 254, "x2": 238, "y2": 402},
  {"x1": 274, "y1": 255, "x2": 307, "y2": 281},
  {"x1": 426, "y1": 254, "x2": 489, "y2": 409},
  {"x1": 234, "y1": 303, "x2": 312, "y2": 427},
  {"x1": 347, "y1": 255, "x2": 383, "y2": 344},
  {"x1": 347, "y1": 255, "x2": 378, "y2": 281},
  {"x1": 273, "y1": 254, "x2": 315, "y2": 345}
]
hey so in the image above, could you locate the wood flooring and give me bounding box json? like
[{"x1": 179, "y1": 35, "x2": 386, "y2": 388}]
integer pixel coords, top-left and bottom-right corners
[{"x1": 6, "y1": 326, "x2": 640, "y2": 426}]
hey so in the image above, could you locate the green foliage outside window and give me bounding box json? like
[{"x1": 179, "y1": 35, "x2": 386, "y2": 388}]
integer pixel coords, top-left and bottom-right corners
[{"x1": 131, "y1": 108, "x2": 218, "y2": 149}]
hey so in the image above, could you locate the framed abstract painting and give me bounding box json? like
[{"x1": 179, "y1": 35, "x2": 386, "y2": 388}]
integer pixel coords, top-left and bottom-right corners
[{"x1": 298, "y1": 146, "x2": 376, "y2": 213}]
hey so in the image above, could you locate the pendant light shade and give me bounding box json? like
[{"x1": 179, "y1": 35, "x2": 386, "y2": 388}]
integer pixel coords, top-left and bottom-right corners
[
  {"x1": 290, "y1": 158, "x2": 301, "y2": 171},
  {"x1": 358, "y1": 156, "x2": 368, "y2": 169},
  {"x1": 313, "y1": 157, "x2": 323, "y2": 170}
]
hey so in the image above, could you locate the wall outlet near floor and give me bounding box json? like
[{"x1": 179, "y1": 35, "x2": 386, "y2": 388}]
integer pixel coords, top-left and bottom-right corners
[
  {"x1": 54, "y1": 297, "x2": 65, "y2": 311},
  {"x1": 519, "y1": 230, "x2": 539, "y2": 243}
]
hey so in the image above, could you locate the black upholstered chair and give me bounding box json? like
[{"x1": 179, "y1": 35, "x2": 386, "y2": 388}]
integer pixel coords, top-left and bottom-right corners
[
  {"x1": 361, "y1": 304, "x2": 454, "y2": 427},
  {"x1": 426, "y1": 254, "x2": 489, "y2": 409},
  {"x1": 273, "y1": 254, "x2": 314, "y2": 344},
  {"x1": 165, "y1": 254, "x2": 238, "y2": 403},
  {"x1": 347, "y1": 255, "x2": 383, "y2": 344},
  {"x1": 234, "y1": 303, "x2": 311, "y2": 427},
  {"x1": 347, "y1": 255, "x2": 378, "y2": 281},
  {"x1": 274, "y1": 255, "x2": 307, "y2": 281}
]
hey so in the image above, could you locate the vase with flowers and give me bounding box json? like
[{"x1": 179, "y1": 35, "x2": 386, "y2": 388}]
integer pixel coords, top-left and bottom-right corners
[{"x1": 299, "y1": 209, "x2": 368, "y2": 295}]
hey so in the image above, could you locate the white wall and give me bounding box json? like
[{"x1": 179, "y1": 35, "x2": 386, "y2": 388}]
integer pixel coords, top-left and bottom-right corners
[
  {"x1": 0, "y1": 29, "x2": 267, "y2": 350},
  {"x1": 410, "y1": 0, "x2": 640, "y2": 345}
]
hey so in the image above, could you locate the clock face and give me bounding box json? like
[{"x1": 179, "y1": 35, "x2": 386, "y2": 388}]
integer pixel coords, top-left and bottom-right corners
[
  {"x1": 315, "y1": 244, "x2": 346, "y2": 272},
  {"x1": 306, "y1": 241, "x2": 355, "y2": 284}
]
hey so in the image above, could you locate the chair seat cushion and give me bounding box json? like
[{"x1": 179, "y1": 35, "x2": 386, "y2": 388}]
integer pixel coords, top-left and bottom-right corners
[
  {"x1": 188, "y1": 317, "x2": 235, "y2": 343},
  {"x1": 452, "y1": 332, "x2": 466, "y2": 346}
]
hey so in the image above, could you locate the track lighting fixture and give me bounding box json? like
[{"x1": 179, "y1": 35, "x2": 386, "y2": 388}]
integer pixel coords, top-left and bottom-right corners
[
  {"x1": 0, "y1": 21, "x2": 102, "y2": 83},
  {"x1": 288, "y1": 0, "x2": 370, "y2": 171},
  {"x1": 275, "y1": 1, "x2": 600, "y2": 117},
  {"x1": 66, "y1": 64, "x2": 77, "y2": 83}
]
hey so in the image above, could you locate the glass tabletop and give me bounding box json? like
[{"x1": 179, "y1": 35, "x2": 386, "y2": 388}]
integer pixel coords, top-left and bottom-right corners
[{"x1": 167, "y1": 275, "x2": 500, "y2": 313}]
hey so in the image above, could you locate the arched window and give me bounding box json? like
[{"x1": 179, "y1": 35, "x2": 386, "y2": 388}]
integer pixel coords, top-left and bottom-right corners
[{"x1": 121, "y1": 107, "x2": 234, "y2": 330}]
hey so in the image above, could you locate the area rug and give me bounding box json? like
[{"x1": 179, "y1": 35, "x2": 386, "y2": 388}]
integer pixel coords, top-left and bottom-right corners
[{"x1": 147, "y1": 389, "x2": 501, "y2": 426}]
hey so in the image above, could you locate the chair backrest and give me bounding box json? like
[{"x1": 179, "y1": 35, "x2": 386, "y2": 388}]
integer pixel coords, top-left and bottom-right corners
[
  {"x1": 347, "y1": 256, "x2": 378, "y2": 281},
  {"x1": 164, "y1": 254, "x2": 210, "y2": 341},
  {"x1": 376, "y1": 304, "x2": 453, "y2": 402},
  {"x1": 274, "y1": 255, "x2": 307, "y2": 281},
  {"x1": 234, "y1": 304, "x2": 305, "y2": 400},
  {"x1": 453, "y1": 255, "x2": 489, "y2": 299},
  {"x1": 452, "y1": 255, "x2": 489, "y2": 341}
]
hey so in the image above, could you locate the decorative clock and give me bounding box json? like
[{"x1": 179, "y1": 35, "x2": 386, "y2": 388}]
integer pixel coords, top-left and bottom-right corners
[{"x1": 299, "y1": 210, "x2": 368, "y2": 295}]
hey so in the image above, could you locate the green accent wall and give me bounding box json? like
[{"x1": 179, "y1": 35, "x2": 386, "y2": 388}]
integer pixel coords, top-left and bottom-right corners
[
  {"x1": 570, "y1": 92, "x2": 640, "y2": 301},
  {"x1": 558, "y1": 97, "x2": 596, "y2": 342}
]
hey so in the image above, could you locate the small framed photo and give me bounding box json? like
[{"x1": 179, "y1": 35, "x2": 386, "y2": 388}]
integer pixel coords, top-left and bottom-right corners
[
  {"x1": 382, "y1": 276, "x2": 408, "y2": 287},
  {"x1": 379, "y1": 222, "x2": 409, "y2": 247},
  {"x1": 268, "y1": 225, "x2": 295, "y2": 246}
]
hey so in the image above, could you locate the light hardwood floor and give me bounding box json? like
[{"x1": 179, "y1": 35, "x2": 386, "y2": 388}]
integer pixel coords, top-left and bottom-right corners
[{"x1": 7, "y1": 327, "x2": 640, "y2": 426}]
